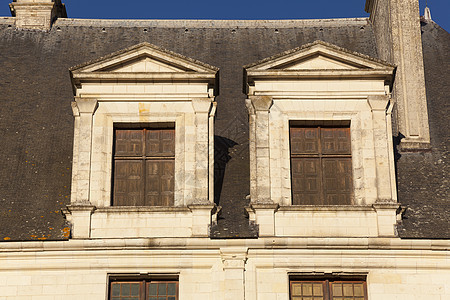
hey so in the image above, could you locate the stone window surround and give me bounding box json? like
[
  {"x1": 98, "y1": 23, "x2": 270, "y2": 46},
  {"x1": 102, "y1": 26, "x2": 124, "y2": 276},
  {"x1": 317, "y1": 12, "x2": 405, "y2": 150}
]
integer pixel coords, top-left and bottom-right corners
[
  {"x1": 245, "y1": 95, "x2": 401, "y2": 237},
  {"x1": 63, "y1": 43, "x2": 219, "y2": 239},
  {"x1": 244, "y1": 41, "x2": 401, "y2": 238}
]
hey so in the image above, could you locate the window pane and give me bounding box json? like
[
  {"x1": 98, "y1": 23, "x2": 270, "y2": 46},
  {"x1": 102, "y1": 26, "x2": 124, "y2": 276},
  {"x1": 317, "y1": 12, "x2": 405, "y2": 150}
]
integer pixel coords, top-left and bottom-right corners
[
  {"x1": 167, "y1": 283, "x2": 176, "y2": 295},
  {"x1": 130, "y1": 283, "x2": 140, "y2": 296},
  {"x1": 111, "y1": 283, "x2": 121, "y2": 296},
  {"x1": 121, "y1": 283, "x2": 131, "y2": 296},
  {"x1": 313, "y1": 284, "x2": 323, "y2": 296},
  {"x1": 332, "y1": 283, "x2": 343, "y2": 296},
  {"x1": 343, "y1": 284, "x2": 353, "y2": 296},
  {"x1": 354, "y1": 283, "x2": 364, "y2": 296},
  {"x1": 148, "y1": 283, "x2": 157, "y2": 296},
  {"x1": 157, "y1": 283, "x2": 166, "y2": 295},
  {"x1": 303, "y1": 284, "x2": 313, "y2": 296},
  {"x1": 292, "y1": 283, "x2": 302, "y2": 296}
]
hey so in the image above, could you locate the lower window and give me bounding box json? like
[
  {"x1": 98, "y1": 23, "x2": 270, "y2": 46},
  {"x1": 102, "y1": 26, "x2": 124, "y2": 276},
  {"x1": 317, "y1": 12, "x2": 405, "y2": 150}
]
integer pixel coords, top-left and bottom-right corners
[
  {"x1": 110, "y1": 278, "x2": 178, "y2": 300},
  {"x1": 290, "y1": 279, "x2": 367, "y2": 300}
]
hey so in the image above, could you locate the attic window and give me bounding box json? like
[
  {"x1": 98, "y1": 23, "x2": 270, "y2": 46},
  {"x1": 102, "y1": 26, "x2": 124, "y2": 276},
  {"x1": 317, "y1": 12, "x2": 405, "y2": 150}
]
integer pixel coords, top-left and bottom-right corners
[{"x1": 112, "y1": 126, "x2": 175, "y2": 206}]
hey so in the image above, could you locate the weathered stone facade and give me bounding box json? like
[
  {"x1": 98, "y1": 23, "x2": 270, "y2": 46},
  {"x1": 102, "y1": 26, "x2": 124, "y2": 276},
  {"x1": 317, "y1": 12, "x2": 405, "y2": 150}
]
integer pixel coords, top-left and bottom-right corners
[{"x1": 0, "y1": 0, "x2": 448, "y2": 299}]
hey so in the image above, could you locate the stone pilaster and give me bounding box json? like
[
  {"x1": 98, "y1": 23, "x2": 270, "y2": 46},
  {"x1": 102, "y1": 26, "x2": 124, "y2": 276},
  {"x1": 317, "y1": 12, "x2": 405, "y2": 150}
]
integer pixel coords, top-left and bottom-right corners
[
  {"x1": 192, "y1": 98, "x2": 213, "y2": 204},
  {"x1": 366, "y1": 0, "x2": 431, "y2": 150},
  {"x1": 71, "y1": 98, "x2": 98, "y2": 205},
  {"x1": 9, "y1": 0, "x2": 67, "y2": 31},
  {"x1": 367, "y1": 95, "x2": 396, "y2": 202},
  {"x1": 220, "y1": 247, "x2": 248, "y2": 300},
  {"x1": 246, "y1": 96, "x2": 273, "y2": 203},
  {"x1": 209, "y1": 102, "x2": 217, "y2": 203}
]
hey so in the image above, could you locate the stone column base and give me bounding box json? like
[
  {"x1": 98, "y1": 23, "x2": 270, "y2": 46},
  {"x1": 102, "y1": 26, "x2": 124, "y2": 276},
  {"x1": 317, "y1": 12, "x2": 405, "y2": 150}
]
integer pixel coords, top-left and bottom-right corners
[
  {"x1": 246, "y1": 204, "x2": 279, "y2": 237},
  {"x1": 188, "y1": 204, "x2": 216, "y2": 237},
  {"x1": 62, "y1": 205, "x2": 96, "y2": 239}
]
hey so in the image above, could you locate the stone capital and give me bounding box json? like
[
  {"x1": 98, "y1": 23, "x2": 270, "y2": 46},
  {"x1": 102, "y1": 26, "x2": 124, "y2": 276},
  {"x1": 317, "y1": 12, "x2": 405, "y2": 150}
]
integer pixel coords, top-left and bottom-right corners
[
  {"x1": 74, "y1": 98, "x2": 98, "y2": 114},
  {"x1": 209, "y1": 101, "x2": 217, "y2": 117},
  {"x1": 71, "y1": 101, "x2": 80, "y2": 117},
  {"x1": 249, "y1": 96, "x2": 273, "y2": 112},
  {"x1": 367, "y1": 95, "x2": 389, "y2": 112},
  {"x1": 220, "y1": 247, "x2": 248, "y2": 270},
  {"x1": 245, "y1": 99, "x2": 255, "y2": 115},
  {"x1": 192, "y1": 98, "x2": 213, "y2": 113}
]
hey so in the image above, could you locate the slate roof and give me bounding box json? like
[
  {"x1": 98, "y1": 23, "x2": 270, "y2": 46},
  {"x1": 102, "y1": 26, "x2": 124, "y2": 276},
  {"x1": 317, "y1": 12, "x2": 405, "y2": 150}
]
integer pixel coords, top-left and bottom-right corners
[
  {"x1": 0, "y1": 17, "x2": 447, "y2": 240},
  {"x1": 396, "y1": 21, "x2": 450, "y2": 239}
]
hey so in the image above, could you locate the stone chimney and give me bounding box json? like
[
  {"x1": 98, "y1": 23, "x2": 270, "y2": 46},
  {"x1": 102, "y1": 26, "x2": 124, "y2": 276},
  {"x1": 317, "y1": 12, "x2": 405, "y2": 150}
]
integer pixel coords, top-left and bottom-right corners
[
  {"x1": 365, "y1": 0, "x2": 430, "y2": 150},
  {"x1": 9, "y1": 0, "x2": 67, "y2": 31}
]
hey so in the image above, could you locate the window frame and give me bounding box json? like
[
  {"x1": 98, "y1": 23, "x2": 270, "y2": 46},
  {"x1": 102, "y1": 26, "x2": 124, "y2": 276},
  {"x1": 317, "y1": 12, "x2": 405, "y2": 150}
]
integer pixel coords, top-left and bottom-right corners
[
  {"x1": 111, "y1": 124, "x2": 176, "y2": 207},
  {"x1": 289, "y1": 276, "x2": 367, "y2": 300},
  {"x1": 109, "y1": 274, "x2": 179, "y2": 300}
]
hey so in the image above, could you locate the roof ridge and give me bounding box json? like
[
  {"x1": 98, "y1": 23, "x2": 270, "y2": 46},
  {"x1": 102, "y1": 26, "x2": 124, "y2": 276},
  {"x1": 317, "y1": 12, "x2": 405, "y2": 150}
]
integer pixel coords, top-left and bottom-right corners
[{"x1": 54, "y1": 17, "x2": 370, "y2": 28}]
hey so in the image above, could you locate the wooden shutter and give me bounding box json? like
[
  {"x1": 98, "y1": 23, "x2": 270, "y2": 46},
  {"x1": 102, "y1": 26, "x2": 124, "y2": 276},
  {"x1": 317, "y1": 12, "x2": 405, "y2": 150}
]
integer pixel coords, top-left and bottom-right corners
[
  {"x1": 145, "y1": 160, "x2": 174, "y2": 206},
  {"x1": 113, "y1": 128, "x2": 175, "y2": 206},
  {"x1": 290, "y1": 125, "x2": 352, "y2": 205},
  {"x1": 115, "y1": 129, "x2": 144, "y2": 156},
  {"x1": 322, "y1": 158, "x2": 352, "y2": 205},
  {"x1": 291, "y1": 158, "x2": 322, "y2": 205}
]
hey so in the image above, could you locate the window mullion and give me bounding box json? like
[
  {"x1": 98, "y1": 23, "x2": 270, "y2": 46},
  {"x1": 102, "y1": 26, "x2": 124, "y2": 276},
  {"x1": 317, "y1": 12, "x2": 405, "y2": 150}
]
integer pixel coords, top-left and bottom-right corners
[{"x1": 140, "y1": 280, "x2": 145, "y2": 300}]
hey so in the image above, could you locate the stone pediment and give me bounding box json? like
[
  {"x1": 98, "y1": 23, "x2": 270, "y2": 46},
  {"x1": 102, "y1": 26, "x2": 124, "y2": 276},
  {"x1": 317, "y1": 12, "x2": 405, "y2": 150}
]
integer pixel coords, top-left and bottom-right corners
[
  {"x1": 70, "y1": 42, "x2": 218, "y2": 85},
  {"x1": 245, "y1": 40, "x2": 395, "y2": 81}
]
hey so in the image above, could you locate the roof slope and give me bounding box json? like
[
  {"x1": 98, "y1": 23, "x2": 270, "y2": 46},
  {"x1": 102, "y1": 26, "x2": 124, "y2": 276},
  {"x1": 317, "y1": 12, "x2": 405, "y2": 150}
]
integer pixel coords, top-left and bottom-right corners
[
  {"x1": 2, "y1": 18, "x2": 445, "y2": 240},
  {"x1": 396, "y1": 21, "x2": 450, "y2": 239}
]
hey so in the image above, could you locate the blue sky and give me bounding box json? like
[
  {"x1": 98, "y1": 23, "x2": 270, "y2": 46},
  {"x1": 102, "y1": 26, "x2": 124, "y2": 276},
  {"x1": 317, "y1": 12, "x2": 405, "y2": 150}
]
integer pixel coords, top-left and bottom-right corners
[{"x1": 1, "y1": 0, "x2": 448, "y2": 31}]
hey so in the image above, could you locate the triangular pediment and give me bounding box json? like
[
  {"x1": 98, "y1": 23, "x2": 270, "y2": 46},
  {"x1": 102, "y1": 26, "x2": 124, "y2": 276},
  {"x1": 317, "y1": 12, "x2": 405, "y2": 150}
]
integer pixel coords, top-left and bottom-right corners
[
  {"x1": 70, "y1": 42, "x2": 218, "y2": 76},
  {"x1": 245, "y1": 40, "x2": 395, "y2": 72}
]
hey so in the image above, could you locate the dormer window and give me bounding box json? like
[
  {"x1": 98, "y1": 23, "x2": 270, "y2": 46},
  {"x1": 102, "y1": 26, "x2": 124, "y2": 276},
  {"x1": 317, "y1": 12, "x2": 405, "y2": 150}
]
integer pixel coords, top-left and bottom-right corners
[
  {"x1": 63, "y1": 43, "x2": 218, "y2": 239},
  {"x1": 244, "y1": 41, "x2": 400, "y2": 238}
]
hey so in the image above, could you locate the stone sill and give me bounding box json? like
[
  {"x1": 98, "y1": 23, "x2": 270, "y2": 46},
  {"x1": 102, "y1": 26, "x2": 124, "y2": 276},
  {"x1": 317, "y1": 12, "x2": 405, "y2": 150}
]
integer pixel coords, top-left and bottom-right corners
[
  {"x1": 95, "y1": 206, "x2": 192, "y2": 213},
  {"x1": 278, "y1": 205, "x2": 375, "y2": 212}
]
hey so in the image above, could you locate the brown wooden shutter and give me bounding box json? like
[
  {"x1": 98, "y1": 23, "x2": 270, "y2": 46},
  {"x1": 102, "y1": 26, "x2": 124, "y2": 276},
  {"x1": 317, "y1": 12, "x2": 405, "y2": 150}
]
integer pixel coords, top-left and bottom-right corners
[
  {"x1": 115, "y1": 129, "x2": 144, "y2": 156},
  {"x1": 145, "y1": 160, "x2": 174, "y2": 206},
  {"x1": 113, "y1": 127, "x2": 175, "y2": 206},
  {"x1": 291, "y1": 158, "x2": 322, "y2": 205},
  {"x1": 113, "y1": 160, "x2": 145, "y2": 206},
  {"x1": 322, "y1": 158, "x2": 352, "y2": 205},
  {"x1": 290, "y1": 125, "x2": 352, "y2": 205}
]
